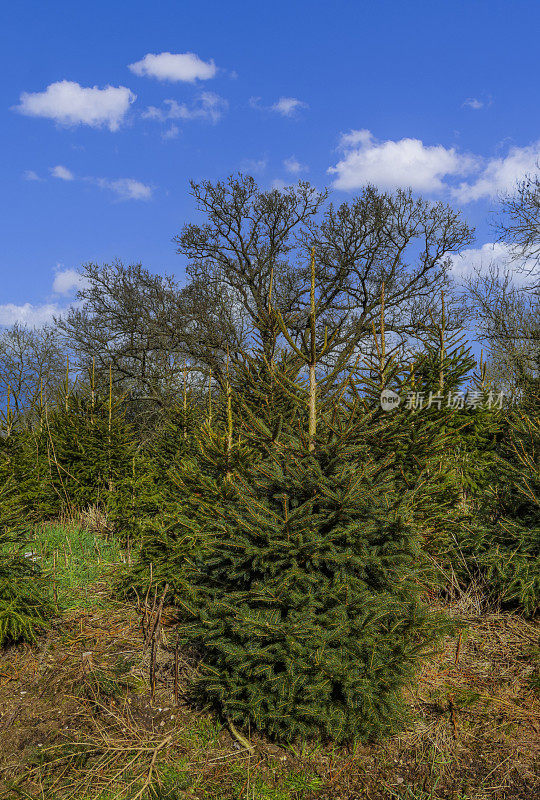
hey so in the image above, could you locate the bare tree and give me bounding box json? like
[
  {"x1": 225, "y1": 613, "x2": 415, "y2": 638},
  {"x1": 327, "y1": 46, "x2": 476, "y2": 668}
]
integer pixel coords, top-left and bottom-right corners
[
  {"x1": 303, "y1": 187, "x2": 474, "y2": 364},
  {"x1": 466, "y1": 265, "x2": 540, "y2": 395},
  {"x1": 0, "y1": 324, "x2": 66, "y2": 417},
  {"x1": 56, "y1": 177, "x2": 474, "y2": 403},
  {"x1": 174, "y1": 175, "x2": 328, "y2": 366},
  {"x1": 496, "y1": 174, "x2": 540, "y2": 273},
  {"x1": 464, "y1": 174, "x2": 540, "y2": 395},
  {"x1": 56, "y1": 261, "x2": 189, "y2": 403},
  {"x1": 176, "y1": 177, "x2": 474, "y2": 384}
]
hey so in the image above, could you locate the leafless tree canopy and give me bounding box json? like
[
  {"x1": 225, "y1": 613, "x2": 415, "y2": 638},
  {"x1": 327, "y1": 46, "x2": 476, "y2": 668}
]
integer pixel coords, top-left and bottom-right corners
[
  {"x1": 496, "y1": 174, "x2": 540, "y2": 273},
  {"x1": 175, "y1": 176, "x2": 474, "y2": 374},
  {"x1": 304, "y1": 187, "x2": 473, "y2": 355},
  {"x1": 4, "y1": 175, "x2": 475, "y2": 407},
  {"x1": 464, "y1": 174, "x2": 540, "y2": 395},
  {"x1": 0, "y1": 324, "x2": 66, "y2": 417},
  {"x1": 466, "y1": 265, "x2": 540, "y2": 394},
  {"x1": 174, "y1": 176, "x2": 329, "y2": 364},
  {"x1": 56, "y1": 261, "x2": 187, "y2": 402}
]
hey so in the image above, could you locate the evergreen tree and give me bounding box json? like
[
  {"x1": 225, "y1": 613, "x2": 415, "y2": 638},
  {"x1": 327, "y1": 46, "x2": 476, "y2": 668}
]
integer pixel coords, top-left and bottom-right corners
[
  {"x1": 46, "y1": 390, "x2": 137, "y2": 514},
  {"x1": 126, "y1": 404, "x2": 254, "y2": 601},
  {"x1": 164, "y1": 260, "x2": 454, "y2": 743},
  {"x1": 175, "y1": 406, "x2": 450, "y2": 743},
  {"x1": 454, "y1": 390, "x2": 540, "y2": 615},
  {"x1": 0, "y1": 438, "x2": 54, "y2": 645}
]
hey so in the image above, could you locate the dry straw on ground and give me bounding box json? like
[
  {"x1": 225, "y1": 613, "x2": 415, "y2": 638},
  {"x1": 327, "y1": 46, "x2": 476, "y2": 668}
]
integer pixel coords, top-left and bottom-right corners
[{"x1": 0, "y1": 578, "x2": 538, "y2": 800}]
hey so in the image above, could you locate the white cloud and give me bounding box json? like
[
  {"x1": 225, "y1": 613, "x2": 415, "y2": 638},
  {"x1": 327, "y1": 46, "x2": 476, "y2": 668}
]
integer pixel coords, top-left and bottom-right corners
[
  {"x1": 0, "y1": 302, "x2": 61, "y2": 327},
  {"x1": 270, "y1": 178, "x2": 287, "y2": 190},
  {"x1": 94, "y1": 177, "x2": 153, "y2": 200},
  {"x1": 452, "y1": 141, "x2": 540, "y2": 202},
  {"x1": 162, "y1": 125, "x2": 180, "y2": 140},
  {"x1": 463, "y1": 98, "x2": 484, "y2": 110},
  {"x1": 23, "y1": 170, "x2": 41, "y2": 181},
  {"x1": 448, "y1": 242, "x2": 537, "y2": 284},
  {"x1": 0, "y1": 266, "x2": 91, "y2": 328},
  {"x1": 129, "y1": 52, "x2": 216, "y2": 82},
  {"x1": 241, "y1": 158, "x2": 267, "y2": 174},
  {"x1": 143, "y1": 92, "x2": 227, "y2": 124},
  {"x1": 329, "y1": 129, "x2": 475, "y2": 192},
  {"x1": 270, "y1": 97, "x2": 308, "y2": 117},
  {"x1": 284, "y1": 157, "x2": 307, "y2": 174},
  {"x1": 462, "y1": 96, "x2": 493, "y2": 110},
  {"x1": 250, "y1": 96, "x2": 308, "y2": 117},
  {"x1": 0, "y1": 264, "x2": 86, "y2": 327},
  {"x1": 52, "y1": 268, "x2": 86, "y2": 295},
  {"x1": 14, "y1": 80, "x2": 135, "y2": 131},
  {"x1": 50, "y1": 165, "x2": 74, "y2": 181},
  {"x1": 449, "y1": 242, "x2": 511, "y2": 280},
  {"x1": 25, "y1": 164, "x2": 153, "y2": 202}
]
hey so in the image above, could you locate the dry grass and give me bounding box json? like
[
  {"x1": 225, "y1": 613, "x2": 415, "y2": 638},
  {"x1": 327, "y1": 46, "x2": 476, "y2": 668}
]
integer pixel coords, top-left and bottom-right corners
[
  {"x1": 77, "y1": 506, "x2": 111, "y2": 537},
  {"x1": 0, "y1": 576, "x2": 538, "y2": 800}
]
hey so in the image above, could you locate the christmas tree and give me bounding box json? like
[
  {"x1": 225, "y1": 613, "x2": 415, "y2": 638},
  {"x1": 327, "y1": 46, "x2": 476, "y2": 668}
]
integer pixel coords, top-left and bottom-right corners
[
  {"x1": 172, "y1": 253, "x2": 451, "y2": 743},
  {"x1": 0, "y1": 431, "x2": 54, "y2": 645}
]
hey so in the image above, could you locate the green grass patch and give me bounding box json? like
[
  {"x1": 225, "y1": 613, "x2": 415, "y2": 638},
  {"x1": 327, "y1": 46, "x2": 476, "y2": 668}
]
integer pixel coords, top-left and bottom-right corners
[{"x1": 30, "y1": 522, "x2": 123, "y2": 611}]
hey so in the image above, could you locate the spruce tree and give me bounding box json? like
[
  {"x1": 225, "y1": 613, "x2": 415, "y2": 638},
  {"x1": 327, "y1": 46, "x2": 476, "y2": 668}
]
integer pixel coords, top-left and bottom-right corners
[
  {"x1": 127, "y1": 396, "x2": 254, "y2": 601},
  {"x1": 176, "y1": 402, "x2": 449, "y2": 743},
  {"x1": 172, "y1": 260, "x2": 451, "y2": 743},
  {"x1": 0, "y1": 433, "x2": 54, "y2": 645},
  {"x1": 455, "y1": 389, "x2": 540, "y2": 615}
]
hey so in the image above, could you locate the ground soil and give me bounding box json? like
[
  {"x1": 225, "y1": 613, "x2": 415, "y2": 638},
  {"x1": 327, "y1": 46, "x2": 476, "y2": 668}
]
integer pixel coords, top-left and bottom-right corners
[{"x1": 0, "y1": 581, "x2": 538, "y2": 800}]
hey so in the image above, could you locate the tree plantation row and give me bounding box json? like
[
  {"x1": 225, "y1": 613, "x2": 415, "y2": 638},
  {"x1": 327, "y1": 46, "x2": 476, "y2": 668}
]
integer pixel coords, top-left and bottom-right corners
[{"x1": 0, "y1": 175, "x2": 539, "y2": 744}]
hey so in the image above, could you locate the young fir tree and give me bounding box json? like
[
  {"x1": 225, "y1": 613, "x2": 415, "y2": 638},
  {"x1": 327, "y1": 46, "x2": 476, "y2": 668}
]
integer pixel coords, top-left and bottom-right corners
[
  {"x1": 230, "y1": 350, "x2": 307, "y2": 454},
  {"x1": 455, "y1": 387, "x2": 540, "y2": 615},
  {"x1": 1, "y1": 366, "x2": 139, "y2": 528},
  {"x1": 173, "y1": 255, "x2": 451, "y2": 744},
  {"x1": 0, "y1": 428, "x2": 54, "y2": 645},
  {"x1": 126, "y1": 369, "x2": 253, "y2": 601},
  {"x1": 356, "y1": 299, "x2": 504, "y2": 570},
  {"x1": 146, "y1": 364, "x2": 202, "y2": 505},
  {"x1": 3, "y1": 407, "x2": 63, "y2": 522},
  {"x1": 45, "y1": 388, "x2": 137, "y2": 515}
]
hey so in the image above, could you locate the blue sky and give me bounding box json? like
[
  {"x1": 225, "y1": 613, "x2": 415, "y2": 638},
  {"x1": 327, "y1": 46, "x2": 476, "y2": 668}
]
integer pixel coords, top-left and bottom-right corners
[{"x1": 2, "y1": 0, "x2": 539, "y2": 325}]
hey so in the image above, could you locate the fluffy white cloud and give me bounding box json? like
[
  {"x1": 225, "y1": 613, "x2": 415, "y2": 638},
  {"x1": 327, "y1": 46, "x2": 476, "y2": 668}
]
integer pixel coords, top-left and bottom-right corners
[
  {"x1": 329, "y1": 129, "x2": 475, "y2": 192},
  {"x1": 449, "y1": 242, "x2": 511, "y2": 279},
  {"x1": 0, "y1": 302, "x2": 61, "y2": 327},
  {"x1": 0, "y1": 266, "x2": 92, "y2": 327},
  {"x1": 448, "y1": 242, "x2": 537, "y2": 284},
  {"x1": 452, "y1": 141, "x2": 540, "y2": 202},
  {"x1": 94, "y1": 177, "x2": 153, "y2": 200},
  {"x1": 270, "y1": 97, "x2": 308, "y2": 117},
  {"x1": 143, "y1": 92, "x2": 227, "y2": 124},
  {"x1": 23, "y1": 170, "x2": 41, "y2": 181},
  {"x1": 284, "y1": 157, "x2": 307, "y2": 174},
  {"x1": 50, "y1": 165, "x2": 74, "y2": 181},
  {"x1": 129, "y1": 52, "x2": 216, "y2": 82},
  {"x1": 249, "y1": 96, "x2": 308, "y2": 117},
  {"x1": 14, "y1": 80, "x2": 135, "y2": 131},
  {"x1": 329, "y1": 130, "x2": 540, "y2": 201},
  {"x1": 52, "y1": 268, "x2": 86, "y2": 295}
]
